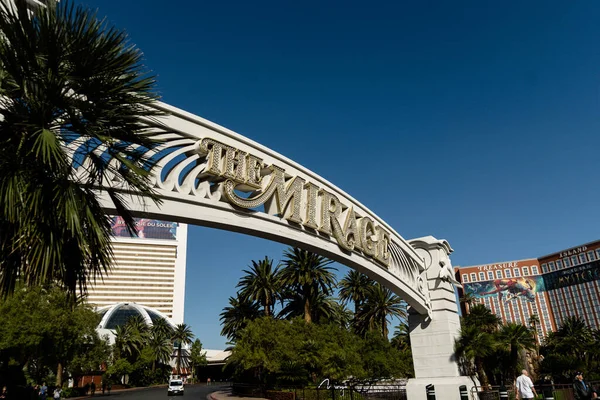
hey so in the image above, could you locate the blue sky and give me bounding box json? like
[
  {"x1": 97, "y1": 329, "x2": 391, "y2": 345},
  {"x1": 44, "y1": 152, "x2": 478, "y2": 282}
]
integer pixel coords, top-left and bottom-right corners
[{"x1": 81, "y1": 0, "x2": 600, "y2": 348}]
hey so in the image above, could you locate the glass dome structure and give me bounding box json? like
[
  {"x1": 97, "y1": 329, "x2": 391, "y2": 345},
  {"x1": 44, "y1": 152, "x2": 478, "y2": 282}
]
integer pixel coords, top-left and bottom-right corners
[{"x1": 95, "y1": 302, "x2": 176, "y2": 343}]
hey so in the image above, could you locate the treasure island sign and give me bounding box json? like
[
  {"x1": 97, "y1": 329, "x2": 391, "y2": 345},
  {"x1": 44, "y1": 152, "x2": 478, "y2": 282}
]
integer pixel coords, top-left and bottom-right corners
[{"x1": 197, "y1": 137, "x2": 391, "y2": 267}]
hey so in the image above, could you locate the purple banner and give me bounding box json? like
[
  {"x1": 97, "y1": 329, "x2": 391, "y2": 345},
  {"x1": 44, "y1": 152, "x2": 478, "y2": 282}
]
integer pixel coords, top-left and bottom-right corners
[{"x1": 111, "y1": 217, "x2": 178, "y2": 240}]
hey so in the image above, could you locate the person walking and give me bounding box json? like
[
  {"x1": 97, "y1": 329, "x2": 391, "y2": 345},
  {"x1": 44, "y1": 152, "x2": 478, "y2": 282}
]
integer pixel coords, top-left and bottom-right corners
[
  {"x1": 516, "y1": 370, "x2": 537, "y2": 400},
  {"x1": 52, "y1": 387, "x2": 61, "y2": 400},
  {"x1": 0, "y1": 386, "x2": 8, "y2": 399},
  {"x1": 574, "y1": 372, "x2": 596, "y2": 400},
  {"x1": 39, "y1": 383, "x2": 48, "y2": 400}
]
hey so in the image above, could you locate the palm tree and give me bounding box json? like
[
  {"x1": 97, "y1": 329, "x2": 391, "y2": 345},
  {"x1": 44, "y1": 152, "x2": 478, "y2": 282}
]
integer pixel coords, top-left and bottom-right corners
[
  {"x1": 455, "y1": 324, "x2": 496, "y2": 389},
  {"x1": 391, "y1": 321, "x2": 411, "y2": 351},
  {"x1": 329, "y1": 301, "x2": 354, "y2": 329},
  {"x1": 551, "y1": 317, "x2": 593, "y2": 358},
  {"x1": 0, "y1": 0, "x2": 165, "y2": 297},
  {"x1": 151, "y1": 317, "x2": 174, "y2": 340},
  {"x1": 464, "y1": 304, "x2": 501, "y2": 333},
  {"x1": 126, "y1": 315, "x2": 149, "y2": 340},
  {"x1": 172, "y1": 323, "x2": 194, "y2": 376},
  {"x1": 220, "y1": 295, "x2": 262, "y2": 341},
  {"x1": 278, "y1": 290, "x2": 337, "y2": 324},
  {"x1": 237, "y1": 257, "x2": 281, "y2": 317},
  {"x1": 114, "y1": 324, "x2": 143, "y2": 362},
  {"x1": 279, "y1": 247, "x2": 337, "y2": 323},
  {"x1": 498, "y1": 323, "x2": 536, "y2": 382},
  {"x1": 459, "y1": 292, "x2": 476, "y2": 313},
  {"x1": 358, "y1": 282, "x2": 407, "y2": 339},
  {"x1": 148, "y1": 318, "x2": 174, "y2": 372},
  {"x1": 338, "y1": 270, "x2": 375, "y2": 314},
  {"x1": 148, "y1": 331, "x2": 173, "y2": 372}
]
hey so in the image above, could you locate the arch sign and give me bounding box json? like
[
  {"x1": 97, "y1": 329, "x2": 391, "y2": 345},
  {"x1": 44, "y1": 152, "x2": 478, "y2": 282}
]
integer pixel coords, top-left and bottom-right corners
[{"x1": 78, "y1": 101, "x2": 473, "y2": 400}]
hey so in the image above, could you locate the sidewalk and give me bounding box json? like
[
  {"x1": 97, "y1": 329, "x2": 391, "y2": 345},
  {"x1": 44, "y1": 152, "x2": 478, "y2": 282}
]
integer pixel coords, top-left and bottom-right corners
[
  {"x1": 70, "y1": 385, "x2": 167, "y2": 399},
  {"x1": 210, "y1": 388, "x2": 268, "y2": 400}
]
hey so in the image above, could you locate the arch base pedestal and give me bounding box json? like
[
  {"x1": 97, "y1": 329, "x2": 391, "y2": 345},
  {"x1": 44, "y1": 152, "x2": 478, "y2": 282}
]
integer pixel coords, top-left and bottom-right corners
[
  {"x1": 407, "y1": 236, "x2": 477, "y2": 400},
  {"x1": 406, "y1": 377, "x2": 476, "y2": 400}
]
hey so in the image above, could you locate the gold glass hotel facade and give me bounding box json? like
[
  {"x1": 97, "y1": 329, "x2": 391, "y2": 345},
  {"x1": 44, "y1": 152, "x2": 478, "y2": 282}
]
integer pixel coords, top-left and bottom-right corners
[
  {"x1": 86, "y1": 217, "x2": 188, "y2": 324},
  {"x1": 456, "y1": 239, "x2": 600, "y2": 336}
]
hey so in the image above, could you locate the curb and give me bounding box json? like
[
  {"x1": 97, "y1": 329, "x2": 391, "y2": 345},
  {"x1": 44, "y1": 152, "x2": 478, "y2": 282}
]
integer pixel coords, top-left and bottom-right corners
[{"x1": 69, "y1": 385, "x2": 168, "y2": 399}]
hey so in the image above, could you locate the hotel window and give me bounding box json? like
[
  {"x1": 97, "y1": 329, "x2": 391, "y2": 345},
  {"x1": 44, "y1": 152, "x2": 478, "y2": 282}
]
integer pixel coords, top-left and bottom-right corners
[
  {"x1": 496, "y1": 270, "x2": 503, "y2": 279},
  {"x1": 462, "y1": 274, "x2": 468, "y2": 283},
  {"x1": 564, "y1": 258, "x2": 571, "y2": 268},
  {"x1": 523, "y1": 266, "x2": 530, "y2": 276},
  {"x1": 471, "y1": 273, "x2": 477, "y2": 282},
  {"x1": 596, "y1": 249, "x2": 600, "y2": 260},
  {"x1": 579, "y1": 254, "x2": 587, "y2": 264},
  {"x1": 571, "y1": 255, "x2": 578, "y2": 266},
  {"x1": 487, "y1": 271, "x2": 494, "y2": 280},
  {"x1": 549, "y1": 261, "x2": 556, "y2": 271},
  {"x1": 532, "y1": 266, "x2": 539, "y2": 275},
  {"x1": 587, "y1": 251, "x2": 596, "y2": 262},
  {"x1": 513, "y1": 268, "x2": 521, "y2": 277},
  {"x1": 479, "y1": 272, "x2": 485, "y2": 281},
  {"x1": 556, "y1": 260, "x2": 563, "y2": 269},
  {"x1": 505, "y1": 269, "x2": 512, "y2": 278}
]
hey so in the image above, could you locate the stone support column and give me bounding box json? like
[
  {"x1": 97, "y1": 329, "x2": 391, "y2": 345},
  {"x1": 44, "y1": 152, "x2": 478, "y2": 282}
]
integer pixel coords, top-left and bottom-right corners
[{"x1": 405, "y1": 236, "x2": 475, "y2": 400}]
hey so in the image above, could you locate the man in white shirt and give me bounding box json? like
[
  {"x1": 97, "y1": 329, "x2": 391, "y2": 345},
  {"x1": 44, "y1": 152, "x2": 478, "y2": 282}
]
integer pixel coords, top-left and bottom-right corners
[{"x1": 516, "y1": 370, "x2": 537, "y2": 400}]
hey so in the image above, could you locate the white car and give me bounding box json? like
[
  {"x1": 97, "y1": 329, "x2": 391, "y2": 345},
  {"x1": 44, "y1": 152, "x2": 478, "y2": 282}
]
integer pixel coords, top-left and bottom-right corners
[{"x1": 168, "y1": 379, "x2": 184, "y2": 396}]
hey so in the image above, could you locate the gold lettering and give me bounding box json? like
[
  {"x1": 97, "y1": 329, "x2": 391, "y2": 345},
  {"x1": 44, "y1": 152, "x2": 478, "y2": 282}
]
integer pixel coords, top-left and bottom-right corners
[
  {"x1": 223, "y1": 165, "x2": 282, "y2": 209},
  {"x1": 200, "y1": 137, "x2": 392, "y2": 265},
  {"x1": 223, "y1": 147, "x2": 246, "y2": 183},
  {"x1": 303, "y1": 182, "x2": 320, "y2": 229},
  {"x1": 225, "y1": 165, "x2": 304, "y2": 225},
  {"x1": 198, "y1": 138, "x2": 225, "y2": 176},
  {"x1": 318, "y1": 189, "x2": 342, "y2": 236},
  {"x1": 342, "y1": 207, "x2": 361, "y2": 251},
  {"x1": 360, "y1": 217, "x2": 377, "y2": 257},
  {"x1": 375, "y1": 226, "x2": 390, "y2": 266},
  {"x1": 266, "y1": 168, "x2": 305, "y2": 224},
  {"x1": 245, "y1": 154, "x2": 264, "y2": 189}
]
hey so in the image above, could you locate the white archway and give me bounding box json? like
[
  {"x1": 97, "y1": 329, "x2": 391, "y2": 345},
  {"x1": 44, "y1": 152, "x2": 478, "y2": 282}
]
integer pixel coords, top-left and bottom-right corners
[
  {"x1": 70, "y1": 101, "x2": 472, "y2": 400},
  {"x1": 79, "y1": 101, "x2": 432, "y2": 316}
]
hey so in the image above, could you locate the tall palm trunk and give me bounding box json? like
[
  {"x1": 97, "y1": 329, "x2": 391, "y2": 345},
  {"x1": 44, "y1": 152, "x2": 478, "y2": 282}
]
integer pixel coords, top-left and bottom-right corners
[
  {"x1": 475, "y1": 357, "x2": 489, "y2": 388},
  {"x1": 265, "y1": 298, "x2": 271, "y2": 317},
  {"x1": 177, "y1": 345, "x2": 182, "y2": 375},
  {"x1": 56, "y1": 362, "x2": 63, "y2": 387},
  {"x1": 304, "y1": 298, "x2": 312, "y2": 323}
]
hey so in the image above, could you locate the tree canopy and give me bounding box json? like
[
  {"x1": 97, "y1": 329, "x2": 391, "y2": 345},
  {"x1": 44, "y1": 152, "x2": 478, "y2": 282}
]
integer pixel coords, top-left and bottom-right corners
[
  {"x1": 0, "y1": 286, "x2": 108, "y2": 389},
  {"x1": 0, "y1": 0, "x2": 165, "y2": 298}
]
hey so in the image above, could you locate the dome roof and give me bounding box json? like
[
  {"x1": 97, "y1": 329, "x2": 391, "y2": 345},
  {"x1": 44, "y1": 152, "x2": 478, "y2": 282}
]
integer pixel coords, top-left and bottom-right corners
[{"x1": 96, "y1": 302, "x2": 176, "y2": 330}]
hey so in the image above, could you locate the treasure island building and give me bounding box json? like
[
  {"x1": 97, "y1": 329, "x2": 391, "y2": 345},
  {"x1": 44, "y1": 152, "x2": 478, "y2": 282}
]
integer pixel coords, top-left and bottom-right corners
[{"x1": 456, "y1": 239, "x2": 600, "y2": 335}]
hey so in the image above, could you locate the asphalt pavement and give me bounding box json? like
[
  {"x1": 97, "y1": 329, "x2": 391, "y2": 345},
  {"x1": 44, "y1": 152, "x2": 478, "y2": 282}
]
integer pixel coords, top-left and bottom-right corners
[{"x1": 75, "y1": 383, "x2": 228, "y2": 400}]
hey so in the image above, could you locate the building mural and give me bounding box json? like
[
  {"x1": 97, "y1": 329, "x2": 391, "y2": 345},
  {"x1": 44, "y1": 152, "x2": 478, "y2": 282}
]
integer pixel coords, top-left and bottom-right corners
[
  {"x1": 110, "y1": 216, "x2": 178, "y2": 240},
  {"x1": 464, "y1": 276, "x2": 545, "y2": 303}
]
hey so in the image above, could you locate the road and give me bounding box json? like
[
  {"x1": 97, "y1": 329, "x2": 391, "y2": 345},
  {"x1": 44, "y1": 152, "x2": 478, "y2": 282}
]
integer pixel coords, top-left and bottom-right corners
[{"x1": 89, "y1": 383, "x2": 227, "y2": 400}]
